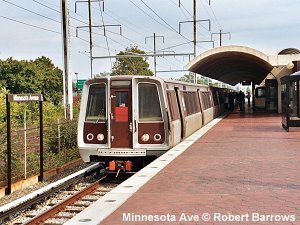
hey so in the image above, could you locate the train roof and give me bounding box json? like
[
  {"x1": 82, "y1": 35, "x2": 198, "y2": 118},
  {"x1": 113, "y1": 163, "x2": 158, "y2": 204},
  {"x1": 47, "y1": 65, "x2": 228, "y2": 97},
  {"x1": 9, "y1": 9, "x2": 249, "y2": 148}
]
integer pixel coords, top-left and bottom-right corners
[{"x1": 84, "y1": 75, "x2": 231, "y2": 90}]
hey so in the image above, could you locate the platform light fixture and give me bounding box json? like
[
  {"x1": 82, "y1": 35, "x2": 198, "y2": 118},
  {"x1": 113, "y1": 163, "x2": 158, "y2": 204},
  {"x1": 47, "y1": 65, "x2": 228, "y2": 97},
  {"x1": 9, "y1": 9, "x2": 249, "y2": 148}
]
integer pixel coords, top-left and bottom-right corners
[{"x1": 286, "y1": 62, "x2": 294, "y2": 70}]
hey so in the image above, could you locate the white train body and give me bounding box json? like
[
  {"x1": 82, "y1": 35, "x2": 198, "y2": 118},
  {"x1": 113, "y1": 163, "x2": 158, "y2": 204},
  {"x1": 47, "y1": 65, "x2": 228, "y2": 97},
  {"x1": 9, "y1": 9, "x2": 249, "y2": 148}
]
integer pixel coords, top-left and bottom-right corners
[{"x1": 78, "y1": 76, "x2": 227, "y2": 172}]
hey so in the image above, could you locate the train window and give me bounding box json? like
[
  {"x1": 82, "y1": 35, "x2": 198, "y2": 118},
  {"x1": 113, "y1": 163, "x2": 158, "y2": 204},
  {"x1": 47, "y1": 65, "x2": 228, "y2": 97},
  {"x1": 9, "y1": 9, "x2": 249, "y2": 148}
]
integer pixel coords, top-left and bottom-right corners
[
  {"x1": 111, "y1": 80, "x2": 131, "y2": 86},
  {"x1": 193, "y1": 92, "x2": 201, "y2": 113},
  {"x1": 139, "y1": 83, "x2": 162, "y2": 121},
  {"x1": 201, "y1": 92, "x2": 211, "y2": 110},
  {"x1": 115, "y1": 91, "x2": 128, "y2": 107},
  {"x1": 114, "y1": 91, "x2": 129, "y2": 122},
  {"x1": 167, "y1": 91, "x2": 180, "y2": 121},
  {"x1": 86, "y1": 84, "x2": 106, "y2": 122},
  {"x1": 183, "y1": 92, "x2": 191, "y2": 115},
  {"x1": 218, "y1": 91, "x2": 224, "y2": 104},
  {"x1": 212, "y1": 92, "x2": 218, "y2": 106},
  {"x1": 183, "y1": 92, "x2": 200, "y2": 116}
]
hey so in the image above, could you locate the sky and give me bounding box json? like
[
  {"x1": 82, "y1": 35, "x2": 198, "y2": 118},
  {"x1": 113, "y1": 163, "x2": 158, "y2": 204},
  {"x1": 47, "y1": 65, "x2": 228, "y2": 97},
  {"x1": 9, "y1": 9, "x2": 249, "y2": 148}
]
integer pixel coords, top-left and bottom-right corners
[{"x1": 0, "y1": 0, "x2": 300, "y2": 81}]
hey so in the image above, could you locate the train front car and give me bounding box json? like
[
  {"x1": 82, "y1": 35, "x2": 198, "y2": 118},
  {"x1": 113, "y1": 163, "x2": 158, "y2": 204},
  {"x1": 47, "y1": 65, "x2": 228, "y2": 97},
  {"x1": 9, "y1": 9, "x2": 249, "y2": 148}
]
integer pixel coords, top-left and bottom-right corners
[{"x1": 78, "y1": 76, "x2": 169, "y2": 174}]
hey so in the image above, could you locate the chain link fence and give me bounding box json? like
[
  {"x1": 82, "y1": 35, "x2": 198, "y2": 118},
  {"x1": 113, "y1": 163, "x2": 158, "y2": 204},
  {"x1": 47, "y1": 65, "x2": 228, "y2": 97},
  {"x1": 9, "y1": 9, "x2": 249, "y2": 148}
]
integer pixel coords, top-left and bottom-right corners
[{"x1": 0, "y1": 118, "x2": 79, "y2": 188}]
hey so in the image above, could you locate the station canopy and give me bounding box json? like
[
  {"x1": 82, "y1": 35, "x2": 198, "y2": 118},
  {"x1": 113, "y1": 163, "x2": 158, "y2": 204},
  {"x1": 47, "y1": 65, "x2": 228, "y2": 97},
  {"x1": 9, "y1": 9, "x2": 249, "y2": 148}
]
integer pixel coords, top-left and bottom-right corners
[{"x1": 186, "y1": 45, "x2": 277, "y2": 86}]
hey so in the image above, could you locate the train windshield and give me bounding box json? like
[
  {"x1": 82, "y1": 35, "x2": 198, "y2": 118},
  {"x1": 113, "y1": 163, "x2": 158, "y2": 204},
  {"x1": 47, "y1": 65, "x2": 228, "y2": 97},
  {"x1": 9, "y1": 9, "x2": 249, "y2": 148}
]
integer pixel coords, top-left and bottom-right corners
[
  {"x1": 139, "y1": 83, "x2": 162, "y2": 121},
  {"x1": 86, "y1": 84, "x2": 106, "y2": 122}
]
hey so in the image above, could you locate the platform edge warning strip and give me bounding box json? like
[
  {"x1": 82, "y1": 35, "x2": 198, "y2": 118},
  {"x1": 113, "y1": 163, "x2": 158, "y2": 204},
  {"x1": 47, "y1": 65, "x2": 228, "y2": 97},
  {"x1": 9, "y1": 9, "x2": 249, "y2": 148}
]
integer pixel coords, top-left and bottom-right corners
[{"x1": 64, "y1": 115, "x2": 225, "y2": 225}]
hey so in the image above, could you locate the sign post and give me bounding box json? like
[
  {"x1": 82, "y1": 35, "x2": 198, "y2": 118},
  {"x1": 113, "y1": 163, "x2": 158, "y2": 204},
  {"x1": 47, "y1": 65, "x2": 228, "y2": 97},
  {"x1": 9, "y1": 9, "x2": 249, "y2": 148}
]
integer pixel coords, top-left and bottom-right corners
[{"x1": 5, "y1": 94, "x2": 43, "y2": 195}]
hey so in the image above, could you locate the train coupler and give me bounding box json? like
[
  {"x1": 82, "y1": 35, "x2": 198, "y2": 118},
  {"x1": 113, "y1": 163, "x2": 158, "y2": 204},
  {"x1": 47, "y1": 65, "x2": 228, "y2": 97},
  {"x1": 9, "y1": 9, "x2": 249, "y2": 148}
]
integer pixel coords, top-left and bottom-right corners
[{"x1": 108, "y1": 160, "x2": 132, "y2": 177}]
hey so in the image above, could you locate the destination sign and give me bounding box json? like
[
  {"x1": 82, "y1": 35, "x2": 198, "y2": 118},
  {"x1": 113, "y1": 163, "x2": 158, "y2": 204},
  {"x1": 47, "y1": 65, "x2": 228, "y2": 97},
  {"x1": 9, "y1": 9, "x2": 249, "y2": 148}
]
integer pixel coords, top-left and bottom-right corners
[{"x1": 7, "y1": 94, "x2": 43, "y2": 102}]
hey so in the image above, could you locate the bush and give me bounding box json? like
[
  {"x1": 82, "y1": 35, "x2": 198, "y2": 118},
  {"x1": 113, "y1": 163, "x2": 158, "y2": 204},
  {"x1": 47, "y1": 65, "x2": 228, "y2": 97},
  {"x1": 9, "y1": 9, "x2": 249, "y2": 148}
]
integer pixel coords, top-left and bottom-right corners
[{"x1": 45, "y1": 119, "x2": 77, "y2": 154}]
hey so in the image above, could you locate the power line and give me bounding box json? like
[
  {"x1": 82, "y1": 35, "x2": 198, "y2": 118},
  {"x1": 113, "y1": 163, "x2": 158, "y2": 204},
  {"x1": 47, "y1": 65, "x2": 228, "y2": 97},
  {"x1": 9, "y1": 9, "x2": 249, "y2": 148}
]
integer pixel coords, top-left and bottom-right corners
[
  {"x1": 97, "y1": 0, "x2": 113, "y2": 67},
  {"x1": 103, "y1": 9, "x2": 152, "y2": 52},
  {"x1": 30, "y1": 0, "x2": 147, "y2": 53},
  {"x1": 31, "y1": 0, "x2": 91, "y2": 26},
  {"x1": 157, "y1": 41, "x2": 192, "y2": 51},
  {"x1": 138, "y1": 0, "x2": 192, "y2": 44},
  {"x1": 0, "y1": 15, "x2": 60, "y2": 34},
  {"x1": 31, "y1": 0, "x2": 60, "y2": 13},
  {"x1": 2, "y1": 0, "x2": 61, "y2": 24},
  {"x1": 128, "y1": 0, "x2": 175, "y2": 34},
  {"x1": 200, "y1": 0, "x2": 222, "y2": 30}
]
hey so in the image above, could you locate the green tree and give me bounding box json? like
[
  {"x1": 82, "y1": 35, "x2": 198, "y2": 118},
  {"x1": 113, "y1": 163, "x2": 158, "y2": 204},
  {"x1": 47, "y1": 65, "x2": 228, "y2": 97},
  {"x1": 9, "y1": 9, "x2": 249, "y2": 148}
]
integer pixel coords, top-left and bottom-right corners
[
  {"x1": 177, "y1": 74, "x2": 211, "y2": 85},
  {"x1": 176, "y1": 74, "x2": 194, "y2": 83},
  {"x1": 0, "y1": 57, "x2": 63, "y2": 104},
  {"x1": 111, "y1": 46, "x2": 153, "y2": 76},
  {"x1": 95, "y1": 71, "x2": 111, "y2": 77}
]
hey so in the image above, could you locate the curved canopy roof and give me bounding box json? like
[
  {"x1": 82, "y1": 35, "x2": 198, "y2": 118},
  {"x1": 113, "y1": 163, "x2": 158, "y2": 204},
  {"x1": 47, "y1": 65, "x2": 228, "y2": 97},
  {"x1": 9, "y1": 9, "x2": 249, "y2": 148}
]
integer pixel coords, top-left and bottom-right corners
[
  {"x1": 186, "y1": 45, "x2": 274, "y2": 85},
  {"x1": 278, "y1": 48, "x2": 300, "y2": 55}
]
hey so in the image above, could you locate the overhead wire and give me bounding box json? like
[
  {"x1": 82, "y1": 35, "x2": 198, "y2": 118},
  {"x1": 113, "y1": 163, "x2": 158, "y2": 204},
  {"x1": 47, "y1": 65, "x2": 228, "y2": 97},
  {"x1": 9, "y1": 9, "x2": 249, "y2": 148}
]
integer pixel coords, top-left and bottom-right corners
[
  {"x1": 0, "y1": 14, "x2": 117, "y2": 52},
  {"x1": 97, "y1": 1, "x2": 113, "y2": 67},
  {"x1": 88, "y1": 4, "x2": 151, "y2": 51},
  {"x1": 2, "y1": 0, "x2": 226, "y2": 77},
  {"x1": 201, "y1": 0, "x2": 223, "y2": 30},
  {"x1": 32, "y1": 0, "x2": 194, "y2": 68},
  {"x1": 100, "y1": 0, "x2": 188, "y2": 72},
  {"x1": 103, "y1": 9, "x2": 153, "y2": 52},
  {"x1": 138, "y1": 0, "x2": 193, "y2": 45},
  {"x1": 2, "y1": 0, "x2": 116, "y2": 51},
  {"x1": 2, "y1": 0, "x2": 61, "y2": 24},
  {"x1": 0, "y1": 15, "x2": 60, "y2": 34},
  {"x1": 168, "y1": 0, "x2": 190, "y2": 20},
  {"x1": 30, "y1": 0, "x2": 148, "y2": 53},
  {"x1": 127, "y1": 0, "x2": 196, "y2": 70}
]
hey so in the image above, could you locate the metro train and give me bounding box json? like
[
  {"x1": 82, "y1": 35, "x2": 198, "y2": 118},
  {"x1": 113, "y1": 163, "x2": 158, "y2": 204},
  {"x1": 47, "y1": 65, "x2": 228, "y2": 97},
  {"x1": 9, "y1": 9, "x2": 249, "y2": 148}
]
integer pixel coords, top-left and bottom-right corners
[{"x1": 77, "y1": 75, "x2": 230, "y2": 173}]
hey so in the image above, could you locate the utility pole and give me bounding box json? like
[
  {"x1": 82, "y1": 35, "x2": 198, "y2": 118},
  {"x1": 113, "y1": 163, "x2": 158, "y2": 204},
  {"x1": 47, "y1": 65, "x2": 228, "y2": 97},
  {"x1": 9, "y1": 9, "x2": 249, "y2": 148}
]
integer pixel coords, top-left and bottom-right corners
[
  {"x1": 220, "y1": 29, "x2": 222, "y2": 46},
  {"x1": 154, "y1": 33, "x2": 157, "y2": 77},
  {"x1": 178, "y1": 0, "x2": 211, "y2": 83},
  {"x1": 75, "y1": 0, "x2": 104, "y2": 78},
  {"x1": 88, "y1": 0, "x2": 93, "y2": 78},
  {"x1": 61, "y1": 0, "x2": 72, "y2": 120},
  {"x1": 145, "y1": 33, "x2": 164, "y2": 76},
  {"x1": 193, "y1": 0, "x2": 196, "y2": 58},
  {"x1": 211, "y1": 30, "x2": 231, "y2": 47}
]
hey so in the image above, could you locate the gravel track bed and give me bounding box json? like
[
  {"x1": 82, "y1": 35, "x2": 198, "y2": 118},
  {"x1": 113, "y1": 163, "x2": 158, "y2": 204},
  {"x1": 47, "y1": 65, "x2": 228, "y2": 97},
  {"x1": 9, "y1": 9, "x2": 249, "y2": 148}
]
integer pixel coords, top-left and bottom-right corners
[
  {"x1": 0, "y1": 162, "x2": 93, "y2": 207},
  {"x1": 4, "y1": 181, "x2": 119, "y2": 225}
]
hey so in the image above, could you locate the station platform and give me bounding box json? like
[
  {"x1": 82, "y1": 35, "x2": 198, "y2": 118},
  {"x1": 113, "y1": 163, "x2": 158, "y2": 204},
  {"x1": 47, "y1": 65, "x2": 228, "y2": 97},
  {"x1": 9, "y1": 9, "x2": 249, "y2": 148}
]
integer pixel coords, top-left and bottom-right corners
[{"x1": 67, "y1": 107, "x2": 300, "y2": 225}]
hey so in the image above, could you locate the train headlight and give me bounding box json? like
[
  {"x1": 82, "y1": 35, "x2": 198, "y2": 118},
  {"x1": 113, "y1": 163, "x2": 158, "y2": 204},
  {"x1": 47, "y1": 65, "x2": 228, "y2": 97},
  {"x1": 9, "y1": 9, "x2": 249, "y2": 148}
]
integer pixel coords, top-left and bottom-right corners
[
  {"x1": 141, "y1": 133, "x2": 150, "y2": 142},
  {"x1": 154, "y1": 133, "x2": 162, "y2": 142},
  {"x1": 87, "y1": 133, "x2": 94, "y2": 141},
  {"x1": 97, "y1": 133, "x2": 105, "y2": 141}
]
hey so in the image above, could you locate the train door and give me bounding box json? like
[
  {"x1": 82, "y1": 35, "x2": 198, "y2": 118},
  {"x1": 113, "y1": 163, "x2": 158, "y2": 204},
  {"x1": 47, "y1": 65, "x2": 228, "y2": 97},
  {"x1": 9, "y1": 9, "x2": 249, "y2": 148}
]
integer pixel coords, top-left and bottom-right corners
[
  {"x1": 110, "y1": 85, "x2": 132, "y2": 148},
  {"x1": 197, "y1": 89, "x2": 204, "y2": 127},
  {"x1": 174, "y1": 87, "x2": 184, "y2": 139}
]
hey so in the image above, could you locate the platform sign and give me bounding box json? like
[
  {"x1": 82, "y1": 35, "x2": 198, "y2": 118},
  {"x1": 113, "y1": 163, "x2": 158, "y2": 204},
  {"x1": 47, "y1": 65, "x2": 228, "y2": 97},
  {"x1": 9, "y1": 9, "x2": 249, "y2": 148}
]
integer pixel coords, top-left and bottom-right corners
[
  {"x1": 7, "y1": 94, "x2": 43, "y2": 102},
  {"x1": 242, "y1": 81, "x2": 251, "y2": 86},
  {"x1": 76, "y1": 80, "x2": 86, "y2": 91},
  {"x1": 6, "y1": 94, "x2": 44, "y2": 195}
]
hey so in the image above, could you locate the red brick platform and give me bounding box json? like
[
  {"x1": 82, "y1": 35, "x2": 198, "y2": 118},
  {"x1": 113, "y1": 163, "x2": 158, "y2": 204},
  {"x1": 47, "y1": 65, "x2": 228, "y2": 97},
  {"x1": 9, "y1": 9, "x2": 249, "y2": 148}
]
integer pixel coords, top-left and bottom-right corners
[{"x1": 101, "y1": 110, "x2": 300, "y2": 225}]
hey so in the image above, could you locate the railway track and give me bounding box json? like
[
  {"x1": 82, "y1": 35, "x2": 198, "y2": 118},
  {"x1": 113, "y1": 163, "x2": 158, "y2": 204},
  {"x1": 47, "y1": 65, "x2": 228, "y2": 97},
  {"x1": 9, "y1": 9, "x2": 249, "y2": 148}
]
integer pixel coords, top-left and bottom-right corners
[
  {"x1": 0, "y1": 164, "x2": 124, "y2": 225},
  {"x1": 23, "y1": 176, "x2": 113, "y2": 225}
]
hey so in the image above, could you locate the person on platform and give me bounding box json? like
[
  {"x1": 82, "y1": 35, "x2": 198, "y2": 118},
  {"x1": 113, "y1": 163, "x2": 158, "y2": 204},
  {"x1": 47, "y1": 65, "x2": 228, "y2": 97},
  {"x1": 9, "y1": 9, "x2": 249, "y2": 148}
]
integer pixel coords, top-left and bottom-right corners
[
  {"x1": 224, "y1": 92, "x2": 229, "y2": 111},
  {"x1": 246, "y1": 92, "x2": 251, "y2": 106},
  {"x1": 228, "y1": 92, "x2": 235, "y2": 111},
  {"x1": 238, "y1": 91, "x2": 245, "y2": 111}
]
